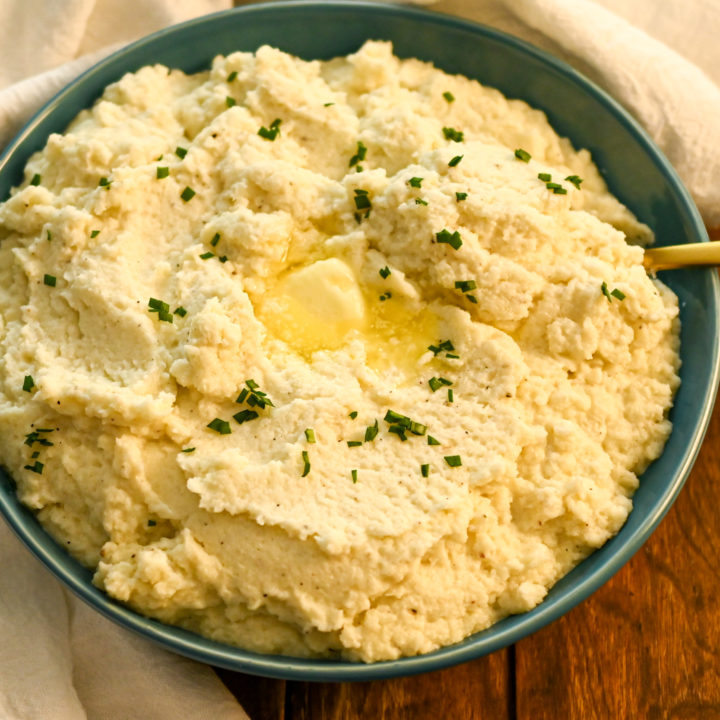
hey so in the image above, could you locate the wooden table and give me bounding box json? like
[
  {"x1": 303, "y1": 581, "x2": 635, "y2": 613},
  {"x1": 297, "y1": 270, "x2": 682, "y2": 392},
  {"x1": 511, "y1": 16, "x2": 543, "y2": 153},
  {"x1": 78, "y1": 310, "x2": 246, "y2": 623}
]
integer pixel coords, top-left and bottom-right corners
[{"x1": 217, "y1": 233, "x2": 720, "y2": 719}]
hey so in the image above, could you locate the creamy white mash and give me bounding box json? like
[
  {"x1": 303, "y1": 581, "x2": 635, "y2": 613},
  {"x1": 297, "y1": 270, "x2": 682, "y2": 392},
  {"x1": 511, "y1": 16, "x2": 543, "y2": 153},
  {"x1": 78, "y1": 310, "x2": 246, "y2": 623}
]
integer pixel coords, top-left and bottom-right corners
[{"x1": 0, "y1": 42, "x2": 680, "y2": 661}]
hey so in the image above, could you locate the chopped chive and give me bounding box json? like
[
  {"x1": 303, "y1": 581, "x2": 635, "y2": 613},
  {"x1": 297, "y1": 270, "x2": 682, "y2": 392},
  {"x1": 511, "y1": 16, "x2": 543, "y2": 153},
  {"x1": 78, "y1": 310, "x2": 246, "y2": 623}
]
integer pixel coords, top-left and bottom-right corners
[
  {"x1": 236, "y1": 388, "x2": 249, "y2": 404},
  {"x1": 428, "y1": 339, "x2": 455, "y2": 356},
  {"x1": 364, "y1": 419, "x2": 379, "y2": 443},
  {"x1": 421, "y1": 463, "x2": 430, "y2": 477},
  {"x1": 466, "y1": 294, "x2": 478, "y2": 303},
  {"x1": 90, "y1": 230, "x2": 100, "y2": 238},
  {"x1": 98, "y1": 177, "x2": 111, "y2": 188},
  {"x1": 409, "y1": 421, "x2": 427, "y2": 436},
  {"x1": 43, "y1": 274, "x2": 56, "y2": 287},
  {"x1": 236, "y1": 379, "x2": 274, "y2": 409},
  {"x1": 353, "y1": 189, "x2": 371, "y2": 211},
  {"x1": 207, "y1": 418, "x2": 231, "y2": 434},
  {"x1": 233, "y1": 409, "x2": 259, "y2": 424},
  {"x1": 323, "y1": 102, "x2": 335, "y2": 107},
  {"x1": 447, "y1": 388, "x2": 454, "y2": 402},
  {"x1": 415, "y1": 198, "x2": 428, "y2": 206},
  {"x1": 301, "y1": 450, "x2": 311, "y2": 477},
  {"x1": 435, "y1": 228, "x2": 462, "y2": 250},
  {"x1": 448, "y1": 155, "x2": 463, "y2": 167},
  {"x1": 454, "y1": 280, "x2": 477, "y2": 293},
  {"x1": 408, "y1": 177, "x2": 423, "y2": 188},
  {"x1": 258, "y1": 118, "x2": 282, "y2": 141},
  {"x1": 445, "y1": 353, "x2": 459, "y2": 359},
  {"x1": 428, "y1": 376, "x2": 452, "y2": 392},
  {"x1": 304, "y1": 428, "x2": 316, "y2": 443},
  {"x1": 538, "y1": 172, "x2": 552, "y2": 182},
  {"x1": 199, "y1": 251, "x2": 214, "y2": 260},
  {"x1": 514, "y1": 148, "x2": 531, "y2": 162},
  {"x1": 173, "y1": 306, "x2": 187, "y2": 317},
  {"x1": 349, "y1": 411, "x2": 358, "y2": 419},
  {"x1": 148, "y1": 297, "x2": 168, "y2": 312},
  {"x1": 30, "y1": 173, "x2": 41, "y2": 186},
  {"x1": 351, "y1": 469, "x2": 358, "y2": 483},
  {"x1": 611, "y1": 288, "x2": 626, "y2": 301},
  {"x1": 226, "y1": 96, "x2": 236, "y2": 108},
  {"x1": 175, "y1": 146, "x2": 188, "y2": 159},
  {"x1": 23, "y1": 461, "x2": 44, "y2": 474},
  {"x1": 388, "y1": 425, "x2": 408, "y2": 441},
  {"x1": 210, "y1": 232, "x2": 220, "y2": 247},
  {"x1": 227, "y1": 71, "x2": 238, "y2": 82},
  {"x1": 31, "y1": 451, "x2": 40, "y2": 459},
  {"x1": 219, "y1": 255, "x2": 228, "y2": 263},
  {"x1": 428, "y1": 435, "x2": 441, "y2": 446},
  {"x1": 181, "y1": 186, "x2": 196, "y2": 202},
  {"x1": 46, "y1": 230, "x2": 52, "y2": 242},
  {"x1": 181, "y1": 447, "x2": 195, "y2": 453},
  {"x1": 384, "y1": 409, "x2": 408, "y2": 425},
  {"x1": 146, "y1": 520, "x2": 157, "y2": 528},
  {"x1": 442, "y1": 126, "x2": 464, "y2": 142},
  {"x1": 565, "y1": 175, "x2": 583, "y2": 189},
  {"x1": 347, "y1": 440, "x2": 362, "y2": 447},
  {"x1": 379, "y1": 292, "x2": 392, "y2": 301},
  {"x1": 22, "y1": 375, "x2": 34, "y2": 392},
  {"x1": 379, "y1": 266, "x2": 391, "y2": 279},
  {"x1": 444, "y1": 455, "x2": 462, "y2": 467},
  {"x1": 455, "y1": 192, "x2": 468, "y2": 202},
  {"x1": 442, "y1": 91, "x2": 455, "y2": 103},
  {"x1": 601, "y1": 281, "x2": 612, "y2": 301},
  {"x1": 156, "y1": 166, "x2": 169, "y2": 179},
  {"x1": 349, "y1": 141, "x2": 367, "y2": 167}
]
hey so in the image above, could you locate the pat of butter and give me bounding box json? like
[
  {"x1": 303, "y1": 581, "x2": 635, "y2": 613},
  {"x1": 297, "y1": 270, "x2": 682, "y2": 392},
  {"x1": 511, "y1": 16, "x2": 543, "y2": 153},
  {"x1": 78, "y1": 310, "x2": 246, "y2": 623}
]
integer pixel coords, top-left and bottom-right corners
[{"x1": 260, "y1": 258, "x2": 366, "y2": 354}]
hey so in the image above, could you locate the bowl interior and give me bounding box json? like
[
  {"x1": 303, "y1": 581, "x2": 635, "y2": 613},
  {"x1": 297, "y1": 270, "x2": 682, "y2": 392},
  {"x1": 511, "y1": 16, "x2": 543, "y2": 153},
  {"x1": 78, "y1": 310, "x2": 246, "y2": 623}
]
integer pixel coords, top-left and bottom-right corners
[{"x1": 0, "y1": 0, "x2": 717, "y2": 681}]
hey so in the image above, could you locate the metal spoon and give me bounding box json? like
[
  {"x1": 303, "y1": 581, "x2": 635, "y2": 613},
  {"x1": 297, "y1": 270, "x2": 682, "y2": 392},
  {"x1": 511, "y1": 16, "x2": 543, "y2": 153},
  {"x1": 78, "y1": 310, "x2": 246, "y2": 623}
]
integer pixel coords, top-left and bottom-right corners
[{"x1": 643, "y1": 242, "x2": 720, "y2": 271}]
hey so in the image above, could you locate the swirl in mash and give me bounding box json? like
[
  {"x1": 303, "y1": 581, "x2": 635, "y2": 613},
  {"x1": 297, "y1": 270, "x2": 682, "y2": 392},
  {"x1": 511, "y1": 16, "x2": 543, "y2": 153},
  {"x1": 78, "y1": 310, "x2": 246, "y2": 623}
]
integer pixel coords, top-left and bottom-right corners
[{"x1": 0, "y1": 42, "x2": 679, "y2": 661}]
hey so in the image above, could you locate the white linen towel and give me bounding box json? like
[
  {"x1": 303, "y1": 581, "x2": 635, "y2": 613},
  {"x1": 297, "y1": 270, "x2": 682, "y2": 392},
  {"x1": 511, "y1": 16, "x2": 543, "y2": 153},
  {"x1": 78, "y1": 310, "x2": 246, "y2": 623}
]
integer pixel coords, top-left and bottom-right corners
[{"x1": 1, "y1": 1, "x2": 718, "y2": 719}]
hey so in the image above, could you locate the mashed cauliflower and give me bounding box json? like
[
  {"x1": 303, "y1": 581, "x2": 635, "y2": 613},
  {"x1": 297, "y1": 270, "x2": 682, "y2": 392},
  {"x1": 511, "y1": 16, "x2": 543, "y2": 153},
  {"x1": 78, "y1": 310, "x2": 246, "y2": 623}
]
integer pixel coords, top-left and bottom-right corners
[{"x1": 0, "y1": 42, "x2": 679, "y2": 661}]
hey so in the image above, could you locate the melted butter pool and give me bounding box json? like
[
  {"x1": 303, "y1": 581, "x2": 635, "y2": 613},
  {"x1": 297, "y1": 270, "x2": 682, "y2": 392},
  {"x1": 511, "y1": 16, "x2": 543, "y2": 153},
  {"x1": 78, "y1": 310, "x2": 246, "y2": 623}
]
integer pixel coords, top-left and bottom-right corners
[{"x1": 257, "y1": 258, "x2": 437, "y2": 377}]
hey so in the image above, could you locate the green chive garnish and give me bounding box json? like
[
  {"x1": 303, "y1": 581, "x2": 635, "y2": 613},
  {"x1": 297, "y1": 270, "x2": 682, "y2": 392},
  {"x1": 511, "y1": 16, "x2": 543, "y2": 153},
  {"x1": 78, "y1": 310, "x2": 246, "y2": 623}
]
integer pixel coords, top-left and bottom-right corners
[
  {"x1": 43, "y1": 274, "x2": 56, "y2": 287},
  {"x1": 233, "y1": 409, "x2": 259, "y2": 424},
  {"x1": 207, "y1": 418, "x2": 231, "y2": 434},
  {"x1": 353, "y1": 189, "x2": 371, "y2": 211},
  {"x1": 148, "y1": 298, "x2": 173, "y2": 322},
  {"x1": 347, "y1": 440, "x2": 362, "y2": 447},
  {"x1": 448, "y1": 155, "x2": 463, "y2": 167},
  {"x1": 90, "y1": 230, "x2": 100, "y2": 238},
  {"x1": 601, "y1": 282, "x2": 612, "y2": 301},
  {"x1": 22, "y1": 375, "x2": 34, "y2": 392},
  {"x1": 349, "y1": 411, "x2": 358, "y2": 419},
  {"x1": 421, "y1": 463, "x2": 430, "y2": 477},
  {"x1": 227, "y1": 71, "x2": 238, "y2": 82},
  {"x1": 442, "y1": 91, "x2": 455, "y2": 103},
  {"x1": 379, "y1": 292, "x2": 392, "y2": 301},
  {"x1": 428, "y1": 377, "x2": 452, "y2": 392},
  {"x1": 349, "y1": 141, "x2": 367, "y2": 168},
  {"x1": 199, "y1": 251, "x2": 214, "y2": 260},
  {"x1": 156, "y1": 166, "x2": 169, "y2": 179},
  {"x1": 301, "y1": 450, "x2": 311, "y2": 477},
  {"x1": 442, "y1": 126, "x2": 464, "y2": 142},
  {"x1": 428, "y1": 435, "x2": 440, "y2": 446},
  {"x1": 23, "y1": 461, "x2": 43, "y2": 474},
  {"x1": 454, "y1": 280, "x2": 477, "y2": 293},
  {"x1": 408, "y1": 177, "x2": 423, "y2": 188},
  {"x1": 538, "y1": 172, "x2": 552, "y2": 182},
  {"x1": 565, "y1": 175, "x2": 583, "y2": 189},
  {"x1": 30, "y1": 174, "x2": 41, "y2": 186},
  {"x1": 455, "y1": 192, "x2": 468, "y2": 202},
  {"x1": 351, "y1": 469, "x2": 358, "y2": 483},
  {"x1": 415, "y1": 198, "x2": 428, "y2": 206},
  {"x1": 258, "y1": 118, "x2": 282, "y2": 141},
  {"x1": 379, "y1": 266, "x2": 391, "y2": 279},
  {"x1": 181, "y1": 186, "x2": 196, "y2": 202},
  {"x1": 173, "y1": 306, "x2": 187, "y2": 317},
  {"x1": 364, "y1": 420, "x2": 379, "y2": 443},
  {"x1": 181, "y1": 447, "x2": 195, "y2": 453},
  {"x1": 148, "y1": 519, "x2": 157, "y2": 527},
  {"x1": 435, "y1": 228, "x2": 462, "y2": 250},
  {"x1": 175, "y1": 147, "x2": 188, "y2": 159},
  {"x1": 514, "y1": 148, "x2": 531, "y2": 162},
  {"x1": 324, "y1": 102, "x2": 335, "y2": 107},
  {"x1": 210, "y1": 232, "x2": 220, "y2": 246},
  {"x1": 98, "y1": 177, "x2": 111, "y2": 188},
  {"x1": 447, "y1": 388, "x2": 454, "y2": 403},
  {"x1": 444, "y1": 455, "x2": 462, "y2": 467},
  {"x1": 305, "y1": 428, "x2": 316, "y2": 443},
  {"x1": 611, "y1": 288, "x2": 626, "y2": 301},
  {"x1": 226, "y1": 96, "x2": 236, "y2": 108}
]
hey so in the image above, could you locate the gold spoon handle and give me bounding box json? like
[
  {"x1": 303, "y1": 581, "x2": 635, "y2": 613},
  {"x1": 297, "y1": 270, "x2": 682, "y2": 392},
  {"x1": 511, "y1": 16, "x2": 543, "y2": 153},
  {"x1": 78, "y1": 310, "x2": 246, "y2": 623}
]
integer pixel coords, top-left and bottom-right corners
[{"x1": 643, "y1": 241, "x2": 720, "y2": 271}]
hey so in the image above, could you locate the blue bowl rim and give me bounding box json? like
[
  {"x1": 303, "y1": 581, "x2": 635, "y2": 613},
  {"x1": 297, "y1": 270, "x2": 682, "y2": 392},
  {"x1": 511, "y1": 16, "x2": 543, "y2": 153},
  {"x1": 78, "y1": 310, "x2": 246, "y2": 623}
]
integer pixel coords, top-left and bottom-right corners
[{"x1": 0, "y1": 0, "x2": 718, "y2": 682}]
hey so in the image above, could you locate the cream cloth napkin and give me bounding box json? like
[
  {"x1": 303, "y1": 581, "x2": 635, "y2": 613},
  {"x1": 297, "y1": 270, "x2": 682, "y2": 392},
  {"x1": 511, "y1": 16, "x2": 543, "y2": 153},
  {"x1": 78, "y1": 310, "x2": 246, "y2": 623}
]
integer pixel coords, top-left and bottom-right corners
[{"x1": 1, "y1": 1, "x2": 718, "y2": 719}]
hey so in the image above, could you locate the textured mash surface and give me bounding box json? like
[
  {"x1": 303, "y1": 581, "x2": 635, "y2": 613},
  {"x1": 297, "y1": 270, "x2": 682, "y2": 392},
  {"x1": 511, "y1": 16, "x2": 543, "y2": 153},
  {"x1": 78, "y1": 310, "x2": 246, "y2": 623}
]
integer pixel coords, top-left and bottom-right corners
[{"x1": 0, "y1": 42, "x2": 680, "y2": 661}]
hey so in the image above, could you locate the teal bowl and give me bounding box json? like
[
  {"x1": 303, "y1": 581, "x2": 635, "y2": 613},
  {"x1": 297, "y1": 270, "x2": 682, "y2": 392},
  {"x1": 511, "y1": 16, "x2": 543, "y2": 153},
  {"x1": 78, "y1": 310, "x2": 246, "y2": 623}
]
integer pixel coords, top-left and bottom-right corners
[{"x1": 0, "y1": 0, "x2": 718, "y2": 681}]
